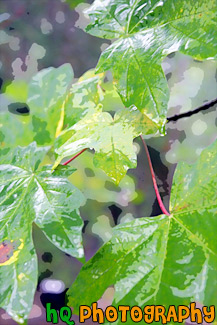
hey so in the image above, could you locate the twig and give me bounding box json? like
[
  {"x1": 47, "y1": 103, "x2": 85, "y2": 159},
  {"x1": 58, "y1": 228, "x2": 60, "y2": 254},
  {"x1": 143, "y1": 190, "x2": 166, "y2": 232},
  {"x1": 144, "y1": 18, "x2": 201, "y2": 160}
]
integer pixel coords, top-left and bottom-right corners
[
  {"x1": 63, "y1": 148, "x2": 87, "y2": 166},
  {"x1": 140, "y1": 135, "x2": 170, "y2": 216},
  {"x1": 167, "y1": 97, "x2": 217, "y2": 122}
]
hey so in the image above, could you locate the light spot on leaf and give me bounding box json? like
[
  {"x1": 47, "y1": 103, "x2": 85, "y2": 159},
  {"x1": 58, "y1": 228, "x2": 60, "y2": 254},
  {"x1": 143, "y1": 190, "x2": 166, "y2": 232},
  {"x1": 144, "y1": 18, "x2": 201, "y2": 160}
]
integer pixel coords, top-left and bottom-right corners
[{"x1": 18, "y1": 273, "x2": 26, "y2": 281}]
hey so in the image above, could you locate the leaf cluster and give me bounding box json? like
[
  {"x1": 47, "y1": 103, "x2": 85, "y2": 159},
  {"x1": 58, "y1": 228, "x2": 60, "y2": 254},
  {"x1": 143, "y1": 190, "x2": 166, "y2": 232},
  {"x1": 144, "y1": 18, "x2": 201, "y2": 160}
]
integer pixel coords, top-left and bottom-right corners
[{"x1": 0, "y1": 0, "x2": 217, "y2": 323}]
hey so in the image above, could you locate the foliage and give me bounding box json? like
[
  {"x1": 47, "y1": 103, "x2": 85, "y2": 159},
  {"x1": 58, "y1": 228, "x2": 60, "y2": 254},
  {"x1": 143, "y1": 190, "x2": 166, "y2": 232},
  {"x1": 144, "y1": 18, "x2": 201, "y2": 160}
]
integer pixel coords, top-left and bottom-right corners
[
  {"x1": 65, "y1": 0, "x2": 87, "y2": 9},
  {"x1": 54, "y1": 106, "x2": 159, "y2": 183},
  {"x1": 0, "y1": 143, "x2": 84, "y2": 323},
  {"x1": 0, "y1": 0, "x2": 217, "y2": 323},
  {"x1": 85, "y1": 0, "x2": 217, "y2": 129},
  {"x1": 0, "y1": 64, "x2": 74, "y2": 156},
  {"x1": 67, "y1": 140, "x2": 217, "y2": 316}
]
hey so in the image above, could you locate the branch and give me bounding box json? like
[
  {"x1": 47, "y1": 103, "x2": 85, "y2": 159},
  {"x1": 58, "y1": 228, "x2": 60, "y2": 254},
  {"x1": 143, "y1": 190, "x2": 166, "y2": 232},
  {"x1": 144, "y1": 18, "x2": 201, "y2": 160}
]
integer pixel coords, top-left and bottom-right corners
[
  {"x1": 140, "y1": 135, "x2": 170, "y2": 216},
  {"x1": 62, "y1": 148, "x2": 87, "y2": 166},
  {"x1": 167, "y1": 97, "x2": 217, "y2": 122}
]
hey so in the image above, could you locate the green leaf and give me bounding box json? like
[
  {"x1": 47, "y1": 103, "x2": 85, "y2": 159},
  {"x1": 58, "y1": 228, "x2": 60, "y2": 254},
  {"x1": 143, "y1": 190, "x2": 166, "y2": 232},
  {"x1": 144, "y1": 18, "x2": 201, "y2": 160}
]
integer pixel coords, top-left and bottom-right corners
[
  {"x1": 0, "y1": 113, "x2": 33, "y2": 160},
  {"x1": 64, "y1": 73, "x2": 104, "y2": 127},
  {"x1": 0, "y1": 80, "x2": 31, "y2": 157},
  {"x1": 3, "y1": 80, "x2": 28, "y2": 103},
  {"x1": 85, "y1": 0, "x2": 217, "y2": 128},
  {"x1": 54, "y1": 106, "x2": 159, "y2": 183},
  {"x1": 0, "y1": 142, "x2": 84, "y2": 323},
  {"x1": 65, "y1": 0, "x2": 86, "y2": 9},
  {"x1": 0, "y1": 64, "x2": 74, "y2": 155},
  {"x1": 67, "y1": 140, "x2": 217, "y2": 316},
  {"x1": 27, "y1": 63, "x2": 74, "y2": 144}
]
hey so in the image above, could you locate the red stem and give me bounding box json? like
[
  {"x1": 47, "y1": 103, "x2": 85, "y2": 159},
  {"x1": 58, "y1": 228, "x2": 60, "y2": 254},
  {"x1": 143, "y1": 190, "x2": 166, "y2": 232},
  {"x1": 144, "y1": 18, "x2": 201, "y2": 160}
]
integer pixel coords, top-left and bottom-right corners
[
  {"x1": 62, "y1": 138, "x2": 170, "y2": 216},
  {"x1": 63, "y1": 148, "x2": 87, "y2": 166},
  {"x1": 140, "y1": 135, "x2": 170, "y2": 216}
]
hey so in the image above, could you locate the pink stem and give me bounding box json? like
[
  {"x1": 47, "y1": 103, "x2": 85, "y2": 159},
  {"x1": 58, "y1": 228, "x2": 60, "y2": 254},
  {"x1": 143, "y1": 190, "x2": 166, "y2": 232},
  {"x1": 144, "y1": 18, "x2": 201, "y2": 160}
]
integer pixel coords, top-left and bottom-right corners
[
  {"x1": 63, "y1": 148, "x2": 87, "y2": 166},
  {"x1": 140, "y1": 135, "x2": 170, "y2": 216}
]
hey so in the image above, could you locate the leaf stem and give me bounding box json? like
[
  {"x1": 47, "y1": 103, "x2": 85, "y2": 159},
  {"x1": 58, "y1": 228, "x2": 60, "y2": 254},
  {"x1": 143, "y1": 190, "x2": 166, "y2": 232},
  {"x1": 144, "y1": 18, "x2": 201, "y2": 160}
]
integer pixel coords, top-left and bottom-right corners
[
  {"x1": 140, "y1": 135, "x2": 170, "y2": 216},
  {"x1": 62, "y1": 148, "x2": 87, "y2": 166}
]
